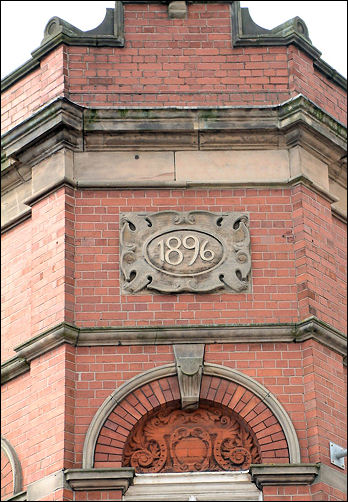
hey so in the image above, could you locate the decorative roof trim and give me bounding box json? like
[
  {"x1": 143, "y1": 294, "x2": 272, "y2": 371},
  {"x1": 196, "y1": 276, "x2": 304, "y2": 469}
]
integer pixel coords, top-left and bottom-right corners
[
  {"x1": 231, "y1": 1, "x2": 346, "y2": 91},
  {"x1": 1, "y1": 2, "x2": 346, "y2": 91},
  {"x1": 1, "y1": 2, "x2": 124, "y2": 91}
]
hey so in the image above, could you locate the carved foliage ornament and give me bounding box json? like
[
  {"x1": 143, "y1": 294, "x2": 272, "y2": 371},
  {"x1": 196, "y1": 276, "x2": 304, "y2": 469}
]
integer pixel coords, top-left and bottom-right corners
[
  {"x1": 120, "y1": 211, "x2": 251, "y2": 293},
  {"x1": 123, "y1": 404, "x2": 261, "y2": 473}
]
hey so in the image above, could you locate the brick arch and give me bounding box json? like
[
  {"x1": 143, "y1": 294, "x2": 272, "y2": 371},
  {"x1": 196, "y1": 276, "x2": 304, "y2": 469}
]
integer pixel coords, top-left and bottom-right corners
[
  {"x1": 94, "y1": 375, "x2": 180, "y2": 468},
  {"x1": 1, "y1": 448, "x2": 13, "y2": 499},
  {"x1": 199, "y1": 375, "x2": 289, "y2": 464},
  {"x1": 93, "y1": 375, "x2": 290, "y2": 469},
  {"x1": 84, "y1": 363, "x2": 300, "y2": 468},
  {"x1": 1, "y1": 436, "x2": 22, "y2": 498}
]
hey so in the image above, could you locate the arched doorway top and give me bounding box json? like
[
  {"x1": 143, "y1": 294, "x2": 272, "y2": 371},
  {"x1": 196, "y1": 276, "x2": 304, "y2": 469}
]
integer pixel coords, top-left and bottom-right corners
[{"x1": 83, "y1": 363, "x2": 301, "y2": 468}]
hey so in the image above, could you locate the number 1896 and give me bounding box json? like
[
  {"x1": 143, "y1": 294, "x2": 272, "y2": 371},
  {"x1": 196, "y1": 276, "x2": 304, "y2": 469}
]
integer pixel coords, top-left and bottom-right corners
[{"x1": 157, "y1": 235, "x2": 215, "y2": 266}]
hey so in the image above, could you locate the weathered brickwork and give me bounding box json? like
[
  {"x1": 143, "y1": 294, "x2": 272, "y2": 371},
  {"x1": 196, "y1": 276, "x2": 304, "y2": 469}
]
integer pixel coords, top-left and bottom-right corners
[
  {"x1": 1, "y1": 345, "x2": 72, "y2": 486},
  {"x1": 1, "y1": 187, "x2": 72, "y2": 362}
]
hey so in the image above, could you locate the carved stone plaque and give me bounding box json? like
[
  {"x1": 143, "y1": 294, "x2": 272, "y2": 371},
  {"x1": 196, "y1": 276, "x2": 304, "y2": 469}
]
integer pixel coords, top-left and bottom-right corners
[{"x1": 120, "y1": 211, "x2": 251, "y2": 293}]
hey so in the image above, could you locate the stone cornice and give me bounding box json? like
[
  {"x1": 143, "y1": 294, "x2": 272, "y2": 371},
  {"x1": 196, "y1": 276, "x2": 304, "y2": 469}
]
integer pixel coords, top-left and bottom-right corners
[
  {"x1": 1, "y1": 357, "x2": 30, "y2": 384},
  {"x1": 0, "y1": 208, "x2": 32, "y2": 235},
  {"x1": 1, "y1": 95, "x2": 346, "y2": 168},
  {"x1": 1, "y1": 317, "x2": 346, "y2": 385},
  {"x1": 249, "y1": 463, "x2": 320, "y2": 488},
  {"x1": 1, "y1": 98, "x2": 84, "y2": 163},
  {"x1": 2, "y1": 95, "x2": 346, "y2": 233}
]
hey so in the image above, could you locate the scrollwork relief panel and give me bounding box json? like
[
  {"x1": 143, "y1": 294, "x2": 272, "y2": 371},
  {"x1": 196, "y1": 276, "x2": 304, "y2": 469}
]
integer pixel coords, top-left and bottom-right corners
[
  {"x1": 123, "y1": 404, "x2": 261, "y2": 473},
  {"x1": 120, "y1": 211, "x2": 251, "y2": 293}
]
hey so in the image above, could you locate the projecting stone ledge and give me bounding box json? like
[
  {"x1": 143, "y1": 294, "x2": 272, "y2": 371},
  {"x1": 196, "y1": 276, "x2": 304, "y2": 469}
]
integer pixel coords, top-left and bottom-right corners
[
  {"x1": 249, "y1": 464, "x2": 320, "y2": 488},
  {"x1": 64, "y1": 468, "x2": 135, "y2": 492}
]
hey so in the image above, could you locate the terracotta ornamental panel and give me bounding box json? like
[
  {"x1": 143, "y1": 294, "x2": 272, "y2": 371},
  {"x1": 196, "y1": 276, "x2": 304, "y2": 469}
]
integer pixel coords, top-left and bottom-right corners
[
  {"x1": 120, "y1": 211, "x2": 251, "y2": 293},
  {"x1": 123, "y1": 404, "x2": 261, "y2": 473}
]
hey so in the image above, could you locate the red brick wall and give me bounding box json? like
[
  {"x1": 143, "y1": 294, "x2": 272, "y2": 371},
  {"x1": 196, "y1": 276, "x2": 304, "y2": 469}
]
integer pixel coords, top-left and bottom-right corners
[
  {"x1": 1, "y1": 187, "x2": 72, "y2": 362},
  {"x1": 302, "y1": 339, "x2": 347, "y2": 465},
  {"x1": 1, "y1": 217, "x2": 32, "y2": 362},
  {"x1": 1, "y1": 46, "x2": 67, "y2": 133},
  {"x1": 73, "y1": 187, "x2": 298, "y2": 328},
  {"x1": 264, "y1": 486, "x2": 312, "y2": 501},
  {"x1": 1, "y1": 342, "x2": 346, "y2": 497},
  {"x1": 65, "y1": 342, "x2": 345, "y2": 469},
  {"x1": 288, "y1": 45, "x2": 347, "y2": 125},
  {"x1": 293, "y1": 185, "x2": 347, "y2": 333},
  {"x1": 1, "y1": 2, "x2": 346, "y2": 134},
  {"x1": 1, "y1": 345, "x2": 72, "y2": 488},
  {"x1": 2, "y1": 186, "x2": 346, "y2": 362}
]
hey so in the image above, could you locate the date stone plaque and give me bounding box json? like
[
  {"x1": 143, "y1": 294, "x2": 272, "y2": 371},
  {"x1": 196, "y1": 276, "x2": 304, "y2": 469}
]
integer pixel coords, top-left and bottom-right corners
[{"x1": 120, "y1": 211, "x2": 251, "y2": 294}]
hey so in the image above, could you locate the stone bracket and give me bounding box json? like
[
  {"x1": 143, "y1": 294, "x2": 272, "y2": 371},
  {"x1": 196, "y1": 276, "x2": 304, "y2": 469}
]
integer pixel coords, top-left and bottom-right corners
[
  {"x1": 249, "y1": 463, "x2": 320, "y2": 489},
  {"x1": 173, "y1": 344, "x2": 205, "y2": 410},
  {"x1": 64, "y1": 468, "x2": 135, "y2": 493}
]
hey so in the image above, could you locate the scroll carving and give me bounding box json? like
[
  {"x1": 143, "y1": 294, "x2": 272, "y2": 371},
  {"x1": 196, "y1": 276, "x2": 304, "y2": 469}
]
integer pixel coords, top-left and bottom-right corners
[
  {"x1": 120, "y1": 211, "x2": 251, "y2": 293},
  {"x1": 123, "y1": 404, "x2": 261, "y2": 473}
]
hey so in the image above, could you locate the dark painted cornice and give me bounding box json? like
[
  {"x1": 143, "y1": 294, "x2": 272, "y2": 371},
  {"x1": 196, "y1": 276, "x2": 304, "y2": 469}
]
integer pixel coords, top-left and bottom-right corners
[
  {"x1": 1, "y1": 317, "x2": 346, "y2": 384},
  {"x1": 231, "y1": 1, "x2": 346, "y2": 91},
  {"x1": 1, "y1": 2, "x2": 124, "y2": 91}
]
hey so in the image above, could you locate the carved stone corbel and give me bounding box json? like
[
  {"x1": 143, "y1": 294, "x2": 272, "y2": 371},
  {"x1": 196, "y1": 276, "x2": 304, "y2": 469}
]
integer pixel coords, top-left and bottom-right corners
[{"x1": 173, "y1": 344, "x2": 204, "y2": 410}]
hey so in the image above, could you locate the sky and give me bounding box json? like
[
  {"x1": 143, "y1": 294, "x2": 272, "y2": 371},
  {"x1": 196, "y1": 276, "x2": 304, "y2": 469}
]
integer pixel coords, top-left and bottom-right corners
[{"x1": 1, "y1": 1, "x2": 347, "y2": 79}]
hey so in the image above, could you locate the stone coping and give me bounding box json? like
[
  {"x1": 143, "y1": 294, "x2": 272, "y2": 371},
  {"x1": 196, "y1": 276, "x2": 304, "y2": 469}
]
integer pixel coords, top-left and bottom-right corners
[
  {"x1": 1, "y1": 2, "x2": 346, "y2": 91},
  {"x1": 1, "y1": 317, "x2": 346, "y2": 384},
  {"x1": 1, "y1": 2, "x2": 124, "y2": 91}
]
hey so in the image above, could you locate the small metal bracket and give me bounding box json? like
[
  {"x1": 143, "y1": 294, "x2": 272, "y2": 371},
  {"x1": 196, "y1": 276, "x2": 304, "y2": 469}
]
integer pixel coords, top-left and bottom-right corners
[{"x1": 330, "y1": 442, "x2": 347, "y2": 469}]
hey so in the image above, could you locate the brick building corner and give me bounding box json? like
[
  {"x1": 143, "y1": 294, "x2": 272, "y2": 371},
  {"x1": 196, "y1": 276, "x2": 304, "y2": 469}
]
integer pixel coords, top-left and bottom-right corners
[{"x1": 1, "y1": 2, "x2": 347, "y2": 501}]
